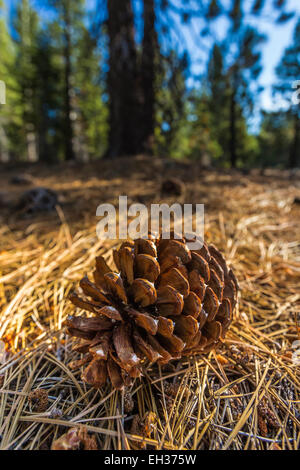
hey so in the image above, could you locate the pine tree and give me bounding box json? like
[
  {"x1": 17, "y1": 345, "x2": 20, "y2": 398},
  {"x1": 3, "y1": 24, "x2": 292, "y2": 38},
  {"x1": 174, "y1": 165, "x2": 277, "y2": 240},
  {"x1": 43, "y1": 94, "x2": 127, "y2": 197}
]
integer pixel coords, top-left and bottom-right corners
[
  {"x1": 33, "y1": 27, "x2": 62, "y2": 162},
  {"x1": 75, "y1": 28, "x2": 108, "y2": 159},
  {"x1": 167, "y1": 0, "x2": 291, "y2": 167},
  {"x1": 217, "y1": 0, "x2": 292, "y2": 167},
  {"x1": 61, "y1": 0, "x2": 74, "y2": 160},
  {"x1": 258, "y1": 110, "x2": 293, "y2": 168},
  {"x1": 155, "y1": 50, "x2": 189, "y2": 158},
  {"x1": 46, "y1": 0, "x2": 83, "y2": 161},
  {"x1": 206, "y1": 43, "x2": 229, "y2": 165},
  {"x1": 187, "y1": 90, "x2": 223, "y2": 164}
]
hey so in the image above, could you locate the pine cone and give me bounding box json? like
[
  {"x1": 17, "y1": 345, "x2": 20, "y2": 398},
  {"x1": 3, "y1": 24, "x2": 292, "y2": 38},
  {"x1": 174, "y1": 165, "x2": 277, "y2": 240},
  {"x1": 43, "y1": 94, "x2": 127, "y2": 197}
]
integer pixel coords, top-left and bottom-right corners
[{"x1": 66, "y1": 235, "x2": 238, "y2": 389}]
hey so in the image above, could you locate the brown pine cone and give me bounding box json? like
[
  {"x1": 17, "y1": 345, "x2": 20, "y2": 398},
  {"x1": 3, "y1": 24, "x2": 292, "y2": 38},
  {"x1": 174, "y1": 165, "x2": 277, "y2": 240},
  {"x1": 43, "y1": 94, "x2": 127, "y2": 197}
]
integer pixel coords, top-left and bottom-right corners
[{"x1": 66, "y1": 235, "x2": 238, "y2": 389}]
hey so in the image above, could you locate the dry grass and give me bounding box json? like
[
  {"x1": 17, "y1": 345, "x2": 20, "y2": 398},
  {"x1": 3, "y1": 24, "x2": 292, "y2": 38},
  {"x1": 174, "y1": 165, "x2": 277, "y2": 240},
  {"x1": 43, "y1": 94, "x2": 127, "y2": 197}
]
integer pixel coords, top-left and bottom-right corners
[{"x1": 0, "y1": 156, "x2": 299, "y2": 450}]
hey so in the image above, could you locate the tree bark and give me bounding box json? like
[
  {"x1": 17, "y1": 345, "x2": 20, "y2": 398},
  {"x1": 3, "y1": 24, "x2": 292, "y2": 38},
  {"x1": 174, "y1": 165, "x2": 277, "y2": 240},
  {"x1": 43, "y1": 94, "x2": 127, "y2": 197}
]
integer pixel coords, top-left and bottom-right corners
[
  {"x1": 141, "y1": 0, "x2": 157, "y2": 153},
  {"x1": 63, "y1": 1, "x2": 75, "y2": 161},
  {"x1": 107, "y1": 0, "x2": 141, "y2": 157}
]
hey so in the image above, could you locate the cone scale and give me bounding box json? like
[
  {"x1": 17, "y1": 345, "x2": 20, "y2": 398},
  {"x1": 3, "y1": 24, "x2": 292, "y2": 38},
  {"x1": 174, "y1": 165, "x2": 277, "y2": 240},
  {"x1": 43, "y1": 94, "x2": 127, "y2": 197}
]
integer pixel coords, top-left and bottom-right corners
[{"x1": 66, "y1": 235, "x2": 238, "y2": 389}]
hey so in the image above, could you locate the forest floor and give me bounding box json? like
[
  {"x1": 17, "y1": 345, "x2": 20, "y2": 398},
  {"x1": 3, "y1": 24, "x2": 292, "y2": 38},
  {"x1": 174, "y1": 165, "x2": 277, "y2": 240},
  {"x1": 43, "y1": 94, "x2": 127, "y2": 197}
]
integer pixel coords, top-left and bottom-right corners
[{"x1": 0, "y1": 155, "x2": 299, "y2": 450}]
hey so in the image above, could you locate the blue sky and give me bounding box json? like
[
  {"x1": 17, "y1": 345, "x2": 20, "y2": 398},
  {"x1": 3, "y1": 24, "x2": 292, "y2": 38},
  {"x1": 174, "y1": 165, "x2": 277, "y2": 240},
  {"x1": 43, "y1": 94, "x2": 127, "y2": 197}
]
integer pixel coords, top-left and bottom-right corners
[{"x1": 4, "y1": 0, "x2": 300, "y2": 116}]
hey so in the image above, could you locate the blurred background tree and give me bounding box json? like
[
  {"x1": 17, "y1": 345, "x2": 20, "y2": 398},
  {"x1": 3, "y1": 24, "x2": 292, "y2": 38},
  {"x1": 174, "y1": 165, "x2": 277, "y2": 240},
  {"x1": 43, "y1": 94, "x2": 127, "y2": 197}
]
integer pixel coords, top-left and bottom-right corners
[
  {"x1": 274, "y1": 18, "x2": 300, "y2": 168},
  {"x1": 14, "y1": 0, "x2": 40, "y2": 162},
  {"x1": 0, "y1": 0, "x2": 298, "y2": 168}
]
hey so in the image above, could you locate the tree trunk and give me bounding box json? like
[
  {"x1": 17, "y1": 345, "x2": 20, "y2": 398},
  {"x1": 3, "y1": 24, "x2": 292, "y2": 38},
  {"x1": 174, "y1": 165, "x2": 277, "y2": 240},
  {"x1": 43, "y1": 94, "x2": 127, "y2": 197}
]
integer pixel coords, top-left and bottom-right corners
[
  {"x1": 25, "y1": 123, "x2": 38, "y2": 161},
  {"x1": 107, "y1": 0, "x2": 141, "y2": 157},
  {"x1": 230, "y1": 89, "x2": 237, "y2": 168},
  {"x1": 63, "y1": 1, "x2": 74, "y2": 161},
  {"x1": 289, "y1": 110, "x2": 300, "y2": 168},
  {"x1": 38, "y1": 114, "x2": 48, "y2": 162},
  {"x1": 20, "y1": 1, "x2": 38, "y2": 162},
  {"x1": 141, "y1": 0, "x2": 157, "y2": 153},
  {"x1": 23, "y1": 89, "x2": 38, "y2": 162}
]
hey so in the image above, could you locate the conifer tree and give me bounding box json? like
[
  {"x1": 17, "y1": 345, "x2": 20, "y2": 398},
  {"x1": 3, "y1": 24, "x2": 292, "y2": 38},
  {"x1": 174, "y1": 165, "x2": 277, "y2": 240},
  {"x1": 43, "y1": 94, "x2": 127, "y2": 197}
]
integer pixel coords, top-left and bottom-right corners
[
  {"x1": 0, "y1": 0, "x2": 16, "y2": 161},
  {"x1": 224, "y1": 1, "x2": 266, "y2": 167},
  {"x1": 106, "y1": 0, "x2": 141, "y2": 157}
]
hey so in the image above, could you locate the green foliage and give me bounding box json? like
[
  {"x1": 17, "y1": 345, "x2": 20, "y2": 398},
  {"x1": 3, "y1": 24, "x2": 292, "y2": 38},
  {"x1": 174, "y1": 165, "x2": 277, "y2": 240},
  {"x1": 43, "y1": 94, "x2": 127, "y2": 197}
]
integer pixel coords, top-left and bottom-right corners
[
  {"x1": 75, "y1": 29, "x2": 108, "y2": 158},
  {"x1": 187, "y1": 92, "x2": 224, "y2": 164},
  {"x1": 274, "y1": 19, "x2": 300, "y2": 167}
]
